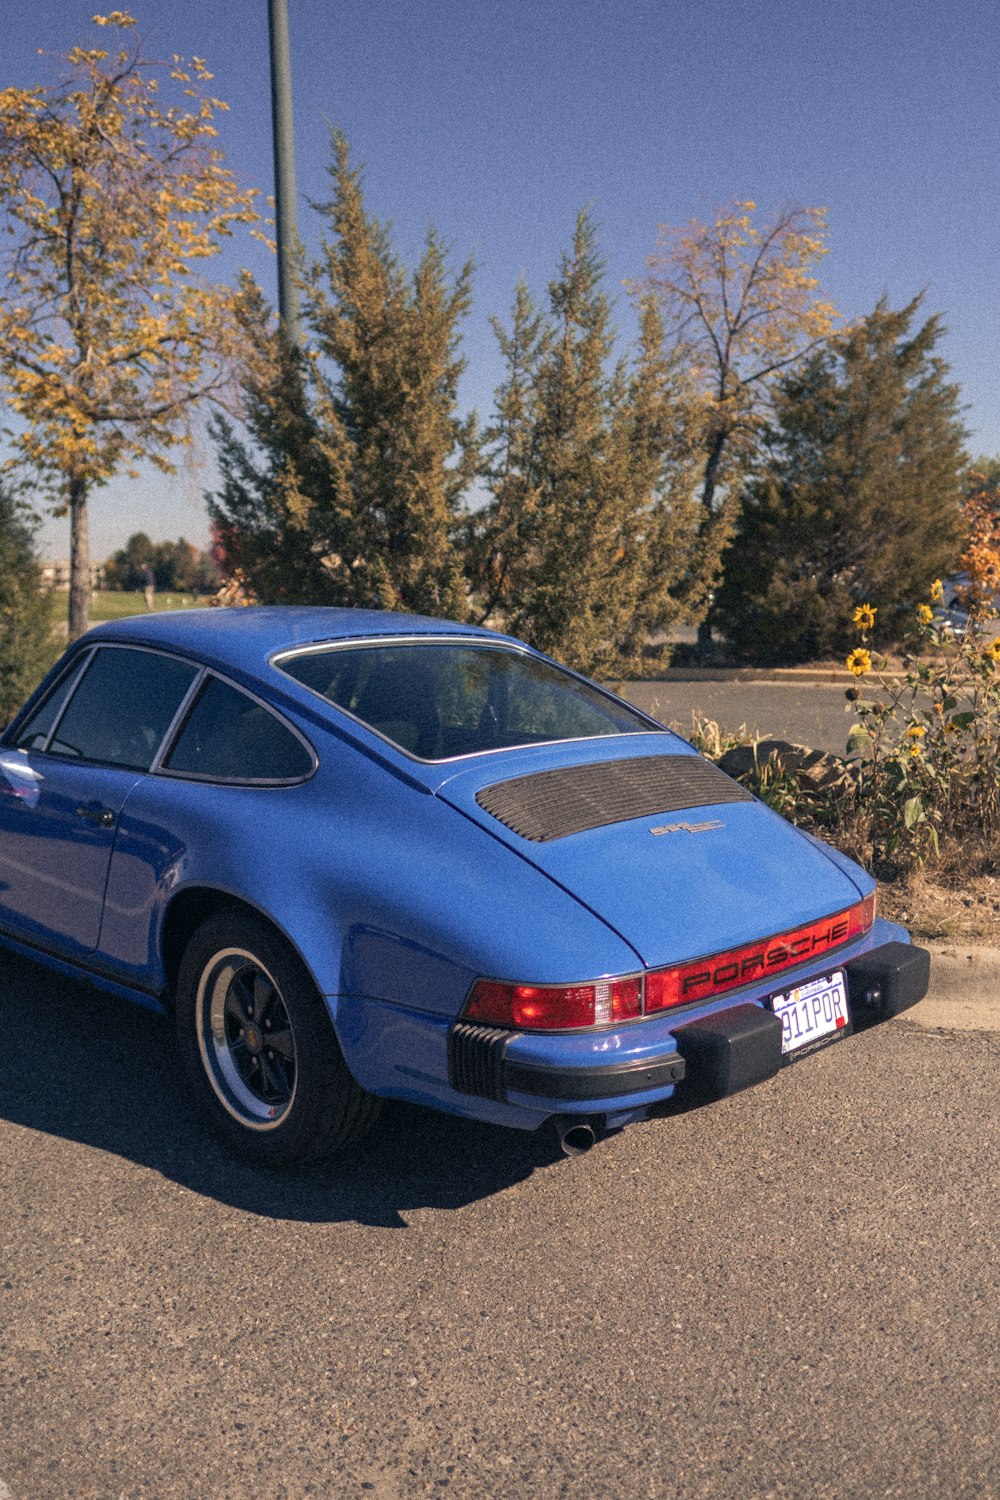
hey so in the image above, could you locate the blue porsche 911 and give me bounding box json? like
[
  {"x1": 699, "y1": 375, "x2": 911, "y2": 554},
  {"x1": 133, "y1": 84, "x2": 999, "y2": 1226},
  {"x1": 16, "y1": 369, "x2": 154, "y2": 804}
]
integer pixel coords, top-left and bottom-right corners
[{"x1": 0, "y1": 607, "x2": 929, "y2": 1163}]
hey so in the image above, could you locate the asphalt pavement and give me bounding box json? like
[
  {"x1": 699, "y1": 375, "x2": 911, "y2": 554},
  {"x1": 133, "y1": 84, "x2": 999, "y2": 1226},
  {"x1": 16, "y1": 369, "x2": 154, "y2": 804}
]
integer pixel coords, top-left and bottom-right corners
[
  {"x1": 1, "y1": 950, "x2": 998, "y2": 1499},
  {"x1": 616, "y1": 678, "x2": 854, "y2": 756}
]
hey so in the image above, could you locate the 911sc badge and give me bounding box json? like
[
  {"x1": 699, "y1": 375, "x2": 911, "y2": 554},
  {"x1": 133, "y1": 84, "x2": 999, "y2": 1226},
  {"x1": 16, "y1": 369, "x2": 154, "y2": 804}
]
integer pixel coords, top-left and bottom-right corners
[{"x1": 649, "y1": 819, "x2": 725, "y2": 836}]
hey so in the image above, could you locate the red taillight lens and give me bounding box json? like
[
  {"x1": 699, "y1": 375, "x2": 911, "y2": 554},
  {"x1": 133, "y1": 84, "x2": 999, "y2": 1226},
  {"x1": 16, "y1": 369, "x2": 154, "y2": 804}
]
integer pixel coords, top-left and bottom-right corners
[
  {"x1": 646, "y1": 891, "x2": 876, "y2": 1013},
  {"x1": 463, "y1": 893, "x2": 875, "y2": 1031},
  {"x1": 464, "y1": 976, "x2": 642, "y2": 1031}
]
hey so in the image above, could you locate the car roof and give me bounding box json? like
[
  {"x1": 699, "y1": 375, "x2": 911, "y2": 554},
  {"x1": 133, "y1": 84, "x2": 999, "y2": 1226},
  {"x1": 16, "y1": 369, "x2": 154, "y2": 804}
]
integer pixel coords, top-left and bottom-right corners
[{"x1": 83, "y1": 606, "x2": 513, "y2": 676}]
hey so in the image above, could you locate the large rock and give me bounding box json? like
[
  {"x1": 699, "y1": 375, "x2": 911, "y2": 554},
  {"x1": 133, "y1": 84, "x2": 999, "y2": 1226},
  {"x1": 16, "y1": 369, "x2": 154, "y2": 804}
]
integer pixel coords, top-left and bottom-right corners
[{"x1": 718, "y1": 739, "x2": 857, "y2": 794}]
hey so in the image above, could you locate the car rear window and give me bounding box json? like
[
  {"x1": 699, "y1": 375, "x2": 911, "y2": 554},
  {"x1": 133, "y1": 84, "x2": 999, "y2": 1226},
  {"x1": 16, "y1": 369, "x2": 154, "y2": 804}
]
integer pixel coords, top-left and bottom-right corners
[
  {"x1": 164, "y1": 675, "x2": 313, "y2": 782},
  {"x1": 277, "y1": 642, "x2": 658, "y2": 760}
]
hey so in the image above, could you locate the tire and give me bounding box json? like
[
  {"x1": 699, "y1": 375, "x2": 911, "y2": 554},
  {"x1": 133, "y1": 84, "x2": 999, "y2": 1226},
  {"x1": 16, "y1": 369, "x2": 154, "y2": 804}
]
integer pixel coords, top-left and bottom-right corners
[{"x1": 174, "y1": 908, "x2": 381, "y2": 1165}]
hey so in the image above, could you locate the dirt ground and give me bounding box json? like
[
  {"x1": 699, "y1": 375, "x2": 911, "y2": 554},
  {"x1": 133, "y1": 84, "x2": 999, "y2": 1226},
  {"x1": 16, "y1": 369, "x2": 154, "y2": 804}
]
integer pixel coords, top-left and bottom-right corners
[{"x1": 878, "y1": 869, "x2": 1000, "y2": 944}]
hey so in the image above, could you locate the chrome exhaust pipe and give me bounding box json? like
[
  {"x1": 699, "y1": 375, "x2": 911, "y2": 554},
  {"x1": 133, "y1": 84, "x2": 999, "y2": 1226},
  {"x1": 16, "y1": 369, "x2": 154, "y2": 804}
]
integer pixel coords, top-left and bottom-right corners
[{"x1": 554, "y1": 1116, "x2": 597, "y2": 1156}]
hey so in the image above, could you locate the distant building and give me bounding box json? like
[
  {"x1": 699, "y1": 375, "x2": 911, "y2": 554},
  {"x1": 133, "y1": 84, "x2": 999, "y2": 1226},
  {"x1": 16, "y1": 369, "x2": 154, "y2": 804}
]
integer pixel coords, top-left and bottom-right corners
[{"x1": 40, "y1": 559, "x2": 106, "y2": 591}]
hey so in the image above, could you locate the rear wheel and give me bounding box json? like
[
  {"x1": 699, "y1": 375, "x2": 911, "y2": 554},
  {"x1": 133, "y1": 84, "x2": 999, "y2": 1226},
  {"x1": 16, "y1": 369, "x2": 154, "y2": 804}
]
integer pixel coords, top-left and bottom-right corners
[{"x1": 174, "y1": 909, "x2": 380, "y2": 1165}]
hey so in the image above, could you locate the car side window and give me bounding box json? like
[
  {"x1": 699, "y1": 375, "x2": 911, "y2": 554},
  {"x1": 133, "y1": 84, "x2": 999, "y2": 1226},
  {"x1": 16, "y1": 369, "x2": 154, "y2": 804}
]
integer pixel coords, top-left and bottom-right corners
[
  {"x1": 48, "y1": 647, "x2": 198, "y2": 770},
  {"x1": 163, "y1": 675, "x2": 313, "y2": 782},
  {"x1": 12, "y1": 653, "x2": 91, "y2": 751}
]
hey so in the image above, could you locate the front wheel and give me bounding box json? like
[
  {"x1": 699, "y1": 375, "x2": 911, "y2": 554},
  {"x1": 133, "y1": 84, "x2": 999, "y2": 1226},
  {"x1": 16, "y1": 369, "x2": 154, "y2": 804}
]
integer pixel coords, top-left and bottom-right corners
[{"x1": 174, "y1": 909, "x2": 381, "y2": 1165}]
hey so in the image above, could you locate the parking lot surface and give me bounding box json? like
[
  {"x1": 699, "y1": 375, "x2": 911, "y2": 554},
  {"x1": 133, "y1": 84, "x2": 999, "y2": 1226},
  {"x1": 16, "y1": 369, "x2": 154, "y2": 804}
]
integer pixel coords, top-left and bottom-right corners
[
  {"x1": 1, "y1": 950, "x2": 998, "y2": 1499},
  {"x1": 618, "y1": 679, "x2": 854, "y2": 756}
]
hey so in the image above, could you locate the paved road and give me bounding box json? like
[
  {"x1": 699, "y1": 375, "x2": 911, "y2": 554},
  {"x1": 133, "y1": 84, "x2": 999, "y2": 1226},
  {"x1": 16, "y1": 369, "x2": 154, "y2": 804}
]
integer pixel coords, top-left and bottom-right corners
[
  {"x1": 617, "y1": 680, "x2": 854, "y2": 756},
  {"x1": 1, "y1": 951, "x2": 998, "y2": 1499}
]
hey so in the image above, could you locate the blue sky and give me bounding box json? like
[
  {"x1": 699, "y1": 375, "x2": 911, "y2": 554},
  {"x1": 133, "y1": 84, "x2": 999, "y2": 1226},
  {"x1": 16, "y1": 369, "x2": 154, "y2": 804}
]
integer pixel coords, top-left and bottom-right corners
[{"x1": 7, "y1": 0, "x2": 1000, "y2": 560}]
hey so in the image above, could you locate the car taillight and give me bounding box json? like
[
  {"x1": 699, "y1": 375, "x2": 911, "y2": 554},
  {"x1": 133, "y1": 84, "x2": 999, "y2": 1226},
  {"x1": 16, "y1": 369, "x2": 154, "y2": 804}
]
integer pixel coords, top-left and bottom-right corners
[
  {"x1": 464, "y1": 977, "x2": 642, "y2": 1030},
  {"x1": 462, "y1": 892, "x2": 875, "y2": 1032},
  {"x1": 646, "y1": 891, "x2": 876, "y2": 1013}
]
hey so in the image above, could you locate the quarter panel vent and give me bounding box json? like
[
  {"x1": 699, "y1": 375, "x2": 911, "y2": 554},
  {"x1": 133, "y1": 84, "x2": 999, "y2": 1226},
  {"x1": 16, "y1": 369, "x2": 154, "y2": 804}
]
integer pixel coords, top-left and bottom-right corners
[{"x1": 475, "y1": 754, "x2": 752, "y2": 842}]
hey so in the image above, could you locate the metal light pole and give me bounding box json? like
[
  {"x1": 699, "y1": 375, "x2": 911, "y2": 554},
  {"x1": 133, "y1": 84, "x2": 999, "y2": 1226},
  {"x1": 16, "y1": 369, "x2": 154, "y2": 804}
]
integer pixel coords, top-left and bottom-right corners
[{"x1": 268, "y1": 0, "x2": 302, "y2": 345}]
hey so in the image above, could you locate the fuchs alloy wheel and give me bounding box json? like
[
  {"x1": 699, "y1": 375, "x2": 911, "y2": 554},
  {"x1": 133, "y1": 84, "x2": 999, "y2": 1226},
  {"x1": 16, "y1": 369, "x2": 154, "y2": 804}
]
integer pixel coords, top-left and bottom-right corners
[
  {"x1": 174, "y1": 909, "x2": 381, "y2": 1165},
  {"x1": 196, "y1": 946, "x2": 298, "y2": 1130}
]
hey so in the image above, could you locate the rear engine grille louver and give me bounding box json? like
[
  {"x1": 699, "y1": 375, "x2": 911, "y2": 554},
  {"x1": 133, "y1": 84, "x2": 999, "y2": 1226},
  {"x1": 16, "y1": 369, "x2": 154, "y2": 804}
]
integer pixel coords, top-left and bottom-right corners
[{"x1": 475, "y1": 753, "x2": 752, "y2": 842}]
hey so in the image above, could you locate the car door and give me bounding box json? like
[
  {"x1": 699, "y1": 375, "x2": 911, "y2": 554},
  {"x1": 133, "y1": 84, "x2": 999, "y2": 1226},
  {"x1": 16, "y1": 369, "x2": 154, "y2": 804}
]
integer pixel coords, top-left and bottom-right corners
[{"x1": 0, "y1": 644, "x2": 198, "y2": 956}]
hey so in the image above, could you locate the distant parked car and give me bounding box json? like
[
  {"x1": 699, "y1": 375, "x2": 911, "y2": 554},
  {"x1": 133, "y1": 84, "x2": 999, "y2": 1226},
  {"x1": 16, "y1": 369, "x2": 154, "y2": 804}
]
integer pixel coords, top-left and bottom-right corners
[
  {"x1": 933, "y1": 572, "x2": 1000, "y2": 637},
  {"x1": 0, "y1": 608, "x2": 929, "y2": 1163},
  {"x1": 932, "y1": 603, "x2": 971, "y2": 637}
]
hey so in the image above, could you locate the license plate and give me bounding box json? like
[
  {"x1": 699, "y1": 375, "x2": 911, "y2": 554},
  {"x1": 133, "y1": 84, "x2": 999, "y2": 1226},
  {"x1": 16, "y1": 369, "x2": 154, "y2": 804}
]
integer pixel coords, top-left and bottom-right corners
[{"x1": 770, "y1": 971, "x2": 849, "y2": 1055}]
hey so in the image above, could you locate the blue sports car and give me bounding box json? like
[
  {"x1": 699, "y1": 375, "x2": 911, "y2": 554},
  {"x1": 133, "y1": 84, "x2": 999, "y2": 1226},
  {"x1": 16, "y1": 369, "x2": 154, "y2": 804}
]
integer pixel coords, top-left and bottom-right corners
[{"x1": 0, "y1": 608, "x2": 929, "y2": 1163}]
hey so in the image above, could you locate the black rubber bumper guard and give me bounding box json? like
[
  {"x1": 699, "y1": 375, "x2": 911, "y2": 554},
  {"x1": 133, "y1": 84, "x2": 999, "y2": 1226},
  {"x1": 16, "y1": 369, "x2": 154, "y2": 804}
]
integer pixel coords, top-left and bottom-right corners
[
  {"x1": 448, "y1": 941, "x2": 931, "y2": 1108},
  {"x1": 447, "y1": 1023, "x2": 686, "y2": 1104}
]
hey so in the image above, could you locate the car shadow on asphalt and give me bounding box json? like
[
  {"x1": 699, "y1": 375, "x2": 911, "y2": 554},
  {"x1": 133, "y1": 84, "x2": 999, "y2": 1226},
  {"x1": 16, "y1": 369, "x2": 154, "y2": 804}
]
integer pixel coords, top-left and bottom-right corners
[{"x1": 0, "y1": 950, "x2": 567, "y2": 1228}]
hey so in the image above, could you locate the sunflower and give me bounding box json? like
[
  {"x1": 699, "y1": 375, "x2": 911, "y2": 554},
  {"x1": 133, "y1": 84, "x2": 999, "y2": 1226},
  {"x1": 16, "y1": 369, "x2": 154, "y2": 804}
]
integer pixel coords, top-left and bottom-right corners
[
  {"x1": 852, "y1": 603, "x2": 877, "y2": 630},
  {"x1": 917, "y1": 603, "x2": 934, "y2": 625},
  {"x1": 987, "y1": 639, "x2": 1000, "y2": 664},
  {"x1": 846, "y1": 648, "x2": 872, "y2": 677},
  {"x1": 905, "y1": 724, "x2": 926, "y2": 739},
  {"x1": 930, "y1": 579, "x2": 944, "y2": 602}
]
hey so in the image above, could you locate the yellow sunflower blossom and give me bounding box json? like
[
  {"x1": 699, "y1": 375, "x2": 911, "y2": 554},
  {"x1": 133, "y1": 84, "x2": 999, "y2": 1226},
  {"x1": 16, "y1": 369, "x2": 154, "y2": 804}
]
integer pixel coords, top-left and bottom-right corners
[
  {"x1": 930, "y1": 578, "x2": 944, "y2": 602},
  {"x1": 846, "y1": 648, "x2": 872, "y2": 677},
  {"x1": 853, "y1": 603, "x2": 877, "y2": 630},
  {"x1": 944, "y1": 721, "x2": 959, "y2": 734},
  {"x1": 908, "y1": 742, "x2": 922, "y2": 758},
  {"x1": 916, "y1": 603, "x2": 934, "y2": 624},
  {"x1": 905, "y1": 724, "x2": 926, "y2": 739},
  {"x1": 987, "y1": 639, "x2": 1000, "y2": 664}
]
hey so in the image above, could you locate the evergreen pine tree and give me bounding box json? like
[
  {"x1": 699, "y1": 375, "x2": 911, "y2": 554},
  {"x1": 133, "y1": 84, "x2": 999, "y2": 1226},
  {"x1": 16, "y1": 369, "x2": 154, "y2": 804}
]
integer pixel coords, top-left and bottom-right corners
[
  {"x1": 209, "y1": 275, "x2": 369, "y2": 606},
  {"x1": 716, "y1": 296, "x2": 967, "y2": 663},
  {"x1": 308, "y1": 133, "x2": 477, "y2": 617},
  {"x1": 209, "y1": 134, "x2": 478, "y2": 616},
  {"x1": 472, "y1": 218, "x2": 705, "y2": 675},
  {"x1": 523, "y1": 212, "x2": 627, "y2": 671},
  {"x1": 610, "y1": 295, "x2": 707, "y2": 662},
  {"x1": 0, "y1": 489, "x2": 53, "y2": 722},
  {"x1": 469, "y1": 281, "x2": 548, "y2": 625}
]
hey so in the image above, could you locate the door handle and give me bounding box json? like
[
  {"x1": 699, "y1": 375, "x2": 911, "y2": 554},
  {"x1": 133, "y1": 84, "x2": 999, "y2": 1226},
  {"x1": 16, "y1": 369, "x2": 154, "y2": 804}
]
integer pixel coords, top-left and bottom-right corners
[{"x1": 75, "y1": 802, "x2": 115, "y2": 829}]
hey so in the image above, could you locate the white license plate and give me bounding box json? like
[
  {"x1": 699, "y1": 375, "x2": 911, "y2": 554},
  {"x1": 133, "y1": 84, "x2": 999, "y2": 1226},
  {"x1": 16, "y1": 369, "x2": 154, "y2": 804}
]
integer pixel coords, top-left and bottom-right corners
[{"x1": 770, "y1": 971, "x2": 849, "y2": 1055}]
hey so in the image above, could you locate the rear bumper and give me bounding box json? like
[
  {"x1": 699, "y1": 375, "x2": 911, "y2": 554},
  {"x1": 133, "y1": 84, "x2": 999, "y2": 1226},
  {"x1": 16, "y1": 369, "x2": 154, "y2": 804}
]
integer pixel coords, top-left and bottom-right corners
[
  {"x1": 845, "y1": 939, "x2": 931, "y2": 1020},
  {"x1": 447, "y1": 939, "x2": 932, "y2": 1110}
]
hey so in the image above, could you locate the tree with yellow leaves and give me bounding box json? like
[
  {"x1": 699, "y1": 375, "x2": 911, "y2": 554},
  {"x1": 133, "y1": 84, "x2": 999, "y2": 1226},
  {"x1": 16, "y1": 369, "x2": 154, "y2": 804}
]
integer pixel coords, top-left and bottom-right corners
[
  {"x1": 959, "y1": 464, "x2": 1000, "y2": 615},
  {"x1": 643, "y1": 202, "x2": 838, "y2": 646},
  {"x1": 0, "y1": 12, "x2": 258, "y2": 637}
]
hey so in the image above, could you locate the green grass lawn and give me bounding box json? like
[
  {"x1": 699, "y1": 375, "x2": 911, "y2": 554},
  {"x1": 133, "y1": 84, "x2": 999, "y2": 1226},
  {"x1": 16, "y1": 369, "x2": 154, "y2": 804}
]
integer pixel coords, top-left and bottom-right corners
[
  {"x1": 47, "y1": 589, "x2": 215, "y2": 632},
  {"x1": 39, "y1": 590, "x2": 216, "y2": 677}
]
